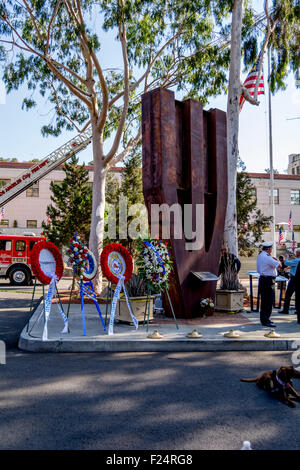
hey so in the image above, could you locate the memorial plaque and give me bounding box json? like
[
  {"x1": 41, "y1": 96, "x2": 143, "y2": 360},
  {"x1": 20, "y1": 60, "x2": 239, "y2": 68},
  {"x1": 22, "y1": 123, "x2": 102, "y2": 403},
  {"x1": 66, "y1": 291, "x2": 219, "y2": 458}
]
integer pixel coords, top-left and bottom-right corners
[{"x1": 191, "y1": 272, "x2": 219, "y2": 282}]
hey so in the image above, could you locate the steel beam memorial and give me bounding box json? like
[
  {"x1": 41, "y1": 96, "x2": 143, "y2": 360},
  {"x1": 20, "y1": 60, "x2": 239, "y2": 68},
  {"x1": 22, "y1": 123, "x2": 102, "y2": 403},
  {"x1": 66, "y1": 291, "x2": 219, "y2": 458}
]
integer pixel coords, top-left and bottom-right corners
[{"x1": 141, "y1": 88, "x2": 228, "y2": 318}]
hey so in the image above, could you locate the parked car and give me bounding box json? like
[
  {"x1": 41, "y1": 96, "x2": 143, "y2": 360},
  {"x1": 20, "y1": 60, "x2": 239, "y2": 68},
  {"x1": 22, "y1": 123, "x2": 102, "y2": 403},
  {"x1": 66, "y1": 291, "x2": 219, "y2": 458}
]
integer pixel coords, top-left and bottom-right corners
[{"x1": 0, "y1": 234, "x2": 45, "y2": 285}]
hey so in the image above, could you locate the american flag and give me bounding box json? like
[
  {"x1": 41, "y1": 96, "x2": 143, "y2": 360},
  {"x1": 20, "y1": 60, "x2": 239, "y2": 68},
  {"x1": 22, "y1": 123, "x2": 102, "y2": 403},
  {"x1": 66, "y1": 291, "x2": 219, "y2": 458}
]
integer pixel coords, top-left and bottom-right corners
[
  {"x1": 292, "y1": 230, "x2": 296, "y2": 252},
  {"x1": 278, "y1": 227, "x2": 284, "y2": 246},
  {"x1": 0, "y1": 206, "x2": 4, "y2": 220},
  {"x1": 288, "y1": 210, "x2": 293, "y2": 231},
  {"x1": 239, "y1": 52, "x2": 265, "y2": 112}
]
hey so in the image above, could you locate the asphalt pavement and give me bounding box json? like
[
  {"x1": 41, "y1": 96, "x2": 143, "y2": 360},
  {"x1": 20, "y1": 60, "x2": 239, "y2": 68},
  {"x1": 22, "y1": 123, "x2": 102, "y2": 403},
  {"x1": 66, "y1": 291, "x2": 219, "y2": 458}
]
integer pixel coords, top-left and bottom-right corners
[
  {"x1": 1, "y1": 280, "x2": 300, "y2": 451},
  {"x1": 1, "y1": 349, "x2": 300, "y2": 450},
  {"x1": 0, "y1": 290, "x2": 39, "y2": 349}
]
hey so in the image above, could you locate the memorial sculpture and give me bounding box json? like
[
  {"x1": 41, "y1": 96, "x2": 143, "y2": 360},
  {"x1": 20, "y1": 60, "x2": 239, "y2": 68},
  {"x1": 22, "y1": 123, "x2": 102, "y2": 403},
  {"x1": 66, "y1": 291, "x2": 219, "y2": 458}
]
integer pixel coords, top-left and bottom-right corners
[{"x1": 141, "y1": 87, "x2": 228, "y2": 318}]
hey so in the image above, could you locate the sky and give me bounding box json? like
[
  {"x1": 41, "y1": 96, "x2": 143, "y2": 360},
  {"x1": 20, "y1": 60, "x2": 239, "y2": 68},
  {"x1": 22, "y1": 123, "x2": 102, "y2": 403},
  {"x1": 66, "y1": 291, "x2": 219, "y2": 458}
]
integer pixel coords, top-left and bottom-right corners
[{"x1": 0, "y1": 3, "x2": 299, "y2": 174}]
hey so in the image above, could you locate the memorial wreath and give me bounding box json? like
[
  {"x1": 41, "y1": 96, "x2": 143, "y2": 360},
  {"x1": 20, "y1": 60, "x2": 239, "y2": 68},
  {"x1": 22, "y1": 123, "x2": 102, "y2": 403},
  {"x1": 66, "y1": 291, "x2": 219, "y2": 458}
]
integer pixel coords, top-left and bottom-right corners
[
  {"x1": 66, "y1": 234, "x2": 89, "y2": 279},
  {"x1": 31, "y1": 240, "x2": 64, "y2": 285},
  {"x1": 136, "y1": 238, "x2": 173, "y2": 293}
]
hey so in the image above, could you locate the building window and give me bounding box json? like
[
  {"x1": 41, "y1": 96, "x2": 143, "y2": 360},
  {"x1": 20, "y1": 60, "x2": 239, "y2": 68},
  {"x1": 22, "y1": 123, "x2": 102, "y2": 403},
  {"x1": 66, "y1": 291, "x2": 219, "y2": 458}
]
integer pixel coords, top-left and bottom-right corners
[
  {"x1": 15, "y1": 240, "x2": 25, "y2": 251},
  {"x1": 0, "y1": 179, "x2": 11, "y2": 188},
  {"x1": 269, "y1": 189, "x2": 279, "y2": 204},
  {"x1": 297, "y1": 167, "x2": 300, "y2": 175},
  {"x1": 0, "y1": 240, "x2": 11, "y2": 250},
  {"x1": 293, "y1": 225, "x2": 300, "y2": 232},
  {"x1": 0, "y1": 219, "x2": 9, "y2": 227},
  {"x1": 26, "y1": 181, "x2": 39, "y2": 197},
  {"x1": 27, "y1": 220, "x2": 37, "y2": 228},
  {"x1": 291, "y1": 190, "x2": 300, "y2": 205}
]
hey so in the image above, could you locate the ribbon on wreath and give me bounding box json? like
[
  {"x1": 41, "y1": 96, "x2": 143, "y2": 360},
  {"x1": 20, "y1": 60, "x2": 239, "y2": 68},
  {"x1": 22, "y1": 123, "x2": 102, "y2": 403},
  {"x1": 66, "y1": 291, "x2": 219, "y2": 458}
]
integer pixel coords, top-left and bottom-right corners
[
  {"x1": 108, "y1": 274, "x2": 139, "y2": 335},
  {"x1": 80, "y1": 280, "x2": 106, "y2": 336},
  {"x1": 42, "y1": 273, "x2": 69, "y2": 341},
  {"x1": 144, "y1": 240, "x2": 166, "y2": 276}
]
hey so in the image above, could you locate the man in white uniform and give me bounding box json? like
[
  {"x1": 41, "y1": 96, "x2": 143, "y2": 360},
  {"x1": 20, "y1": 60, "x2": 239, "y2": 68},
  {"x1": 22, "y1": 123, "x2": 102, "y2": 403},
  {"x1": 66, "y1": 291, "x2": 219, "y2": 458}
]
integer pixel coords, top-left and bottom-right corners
[{"x1": 257, "y1": 242, "x2": 281, "y2": 327}]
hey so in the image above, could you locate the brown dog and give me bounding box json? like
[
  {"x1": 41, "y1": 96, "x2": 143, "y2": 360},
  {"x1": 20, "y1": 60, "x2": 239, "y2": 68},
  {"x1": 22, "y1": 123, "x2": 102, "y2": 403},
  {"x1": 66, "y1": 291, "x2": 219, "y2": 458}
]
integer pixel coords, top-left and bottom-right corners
[{"x1": 241, "y1": 366, "x2": 300, "y2": 407}]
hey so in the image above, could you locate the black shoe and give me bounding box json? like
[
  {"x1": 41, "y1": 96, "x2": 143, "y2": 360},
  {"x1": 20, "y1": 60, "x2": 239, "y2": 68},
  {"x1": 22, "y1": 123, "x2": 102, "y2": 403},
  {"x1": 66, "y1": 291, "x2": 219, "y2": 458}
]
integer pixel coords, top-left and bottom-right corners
[
  {"x1": 261, "y1": 322, "x2": 277, "y2": 328},
  {"x1": 279, "y1": 310, "x2": 289, "y2": 314}
]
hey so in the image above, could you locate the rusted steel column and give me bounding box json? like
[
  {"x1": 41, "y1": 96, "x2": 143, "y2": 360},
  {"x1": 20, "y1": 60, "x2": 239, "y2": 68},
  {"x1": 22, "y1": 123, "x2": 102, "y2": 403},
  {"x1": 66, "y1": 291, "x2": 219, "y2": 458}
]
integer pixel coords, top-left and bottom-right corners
[{"x1": 142, "y1": 87, "x2": 227, "y2": 318}]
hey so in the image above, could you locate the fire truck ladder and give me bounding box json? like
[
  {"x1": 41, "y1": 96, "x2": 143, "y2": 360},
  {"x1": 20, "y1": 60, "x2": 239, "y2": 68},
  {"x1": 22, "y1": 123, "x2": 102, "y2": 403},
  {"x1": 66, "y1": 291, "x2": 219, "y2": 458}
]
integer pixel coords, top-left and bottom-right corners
[{"x1": 0, "y1": 126, "x2": 92, "y2": 207}]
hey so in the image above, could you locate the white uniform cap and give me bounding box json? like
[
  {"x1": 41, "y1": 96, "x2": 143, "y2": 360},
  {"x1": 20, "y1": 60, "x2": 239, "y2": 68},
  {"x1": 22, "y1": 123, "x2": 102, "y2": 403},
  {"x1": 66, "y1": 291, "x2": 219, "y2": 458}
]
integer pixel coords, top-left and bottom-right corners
[{"x1": 261, "y1": 241, "x2": 273, "y2": 247}]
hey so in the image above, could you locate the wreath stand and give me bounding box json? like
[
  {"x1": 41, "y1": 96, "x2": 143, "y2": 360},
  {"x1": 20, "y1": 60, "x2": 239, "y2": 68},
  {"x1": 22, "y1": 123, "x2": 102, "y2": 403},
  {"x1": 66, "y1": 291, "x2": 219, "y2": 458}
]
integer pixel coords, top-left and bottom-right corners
[
  {"x1": 143, "y1": 288, "x2": 179, "y2": 332},
  {"x1": 27, "y1": 276, "x2": 67, "y2": 337},
  {"x1": 104, "y1": 282, "x2": 113, "y2": 327},
  {"x1": 104, "y1": 281, "x2": 137, "y2": 328},
  {"x1": 101, "y1": 243, "x2": 139, "y2": 335},
  {"x1": 27, "y1": 241, "x2": 68, "y2": 340},
  {"x1": 79, "y1": 280, "x2": 106, "y2": 336}
]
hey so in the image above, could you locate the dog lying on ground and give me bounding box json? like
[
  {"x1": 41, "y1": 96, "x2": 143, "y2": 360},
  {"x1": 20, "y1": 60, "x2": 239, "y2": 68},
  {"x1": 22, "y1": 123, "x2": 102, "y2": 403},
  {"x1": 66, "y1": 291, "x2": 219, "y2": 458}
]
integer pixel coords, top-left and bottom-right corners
[{"x1": 241, "y1": 366, "x2": 300, "y2": 408}]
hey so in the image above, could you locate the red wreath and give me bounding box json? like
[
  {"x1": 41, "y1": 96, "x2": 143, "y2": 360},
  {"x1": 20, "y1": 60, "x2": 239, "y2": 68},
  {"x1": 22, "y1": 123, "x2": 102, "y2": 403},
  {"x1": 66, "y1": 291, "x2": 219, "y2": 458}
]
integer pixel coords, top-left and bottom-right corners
[
  {"x1": 31, "y1": 240, "x2": 64, "y2": 285},
  {"x1": 100, "y1": 243, "x2": 133, "y2": 284}
]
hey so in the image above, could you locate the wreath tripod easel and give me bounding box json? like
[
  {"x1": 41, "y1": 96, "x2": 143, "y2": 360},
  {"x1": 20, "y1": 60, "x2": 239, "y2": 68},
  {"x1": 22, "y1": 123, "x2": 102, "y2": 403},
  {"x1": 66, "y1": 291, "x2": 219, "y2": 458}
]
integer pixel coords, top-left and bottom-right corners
[
  {"x1": 66, "y1": 234, "x2": 106, "y2": 336},
  {"x1": 26, "y1": 240, "x2": 68, "y2": 340},
  {"x1": 100, "y1": 243, "x2": 138, "y2": 335},
  {"x1": 136, "y1": 238, "x2": 178, "y2": 332}
]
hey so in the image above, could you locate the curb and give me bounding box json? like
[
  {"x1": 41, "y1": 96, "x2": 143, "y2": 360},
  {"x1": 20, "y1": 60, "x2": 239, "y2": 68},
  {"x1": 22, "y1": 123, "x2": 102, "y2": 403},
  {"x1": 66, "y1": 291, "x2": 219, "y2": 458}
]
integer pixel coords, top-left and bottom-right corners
[{"x1": 18, "y1": 331, "x2": 298, "y2": 353}]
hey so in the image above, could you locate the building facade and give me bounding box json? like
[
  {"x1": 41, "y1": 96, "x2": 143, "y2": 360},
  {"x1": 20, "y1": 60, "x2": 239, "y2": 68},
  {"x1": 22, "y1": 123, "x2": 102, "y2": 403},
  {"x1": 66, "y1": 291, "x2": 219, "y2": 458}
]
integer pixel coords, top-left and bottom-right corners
[
  {"x1": 288, "y1": 154, "x2": 300, "y2": 175},
  {"x1": 0, "y1": 162, "x2": 299, "y2": 246},
  {"x1": 0, "y1": 161, "x2": 122, "y2": 234},
  {"x1": 248, "y1": 172, "x2": 300, "y2": 246}
]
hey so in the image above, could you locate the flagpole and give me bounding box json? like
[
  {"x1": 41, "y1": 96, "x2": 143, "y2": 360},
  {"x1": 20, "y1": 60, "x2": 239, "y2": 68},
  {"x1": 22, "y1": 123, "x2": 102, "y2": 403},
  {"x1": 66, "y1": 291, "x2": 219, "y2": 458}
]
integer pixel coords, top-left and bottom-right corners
[{"x1": 268, "y1": 47, "x2": 276, "y2": 257}]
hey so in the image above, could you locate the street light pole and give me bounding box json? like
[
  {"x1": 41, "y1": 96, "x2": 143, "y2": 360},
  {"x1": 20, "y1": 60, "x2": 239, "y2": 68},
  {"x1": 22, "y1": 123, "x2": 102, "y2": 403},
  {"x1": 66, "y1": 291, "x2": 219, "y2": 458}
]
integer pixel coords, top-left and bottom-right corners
[{"x1": 268, "y1": 47, "x2": 276, "y2": 257}]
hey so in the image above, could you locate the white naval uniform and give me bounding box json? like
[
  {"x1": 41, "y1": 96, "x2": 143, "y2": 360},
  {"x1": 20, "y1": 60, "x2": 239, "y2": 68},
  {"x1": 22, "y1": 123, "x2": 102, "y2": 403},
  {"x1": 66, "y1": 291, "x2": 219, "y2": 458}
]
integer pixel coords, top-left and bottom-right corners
[{"x1": 257, "y1": 251, "x2": 280, "y2": 325}]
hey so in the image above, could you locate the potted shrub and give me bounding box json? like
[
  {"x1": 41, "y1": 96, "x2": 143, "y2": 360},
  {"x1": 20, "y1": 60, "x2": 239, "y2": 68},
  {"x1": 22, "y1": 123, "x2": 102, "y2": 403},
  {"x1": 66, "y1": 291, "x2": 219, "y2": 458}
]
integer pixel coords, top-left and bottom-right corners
[
  {"x1": 215, "y1": 251, "x2": 244, "y2": 313},
  {"x1": 116, "y1": 273, "x2": 154, "y2": 323}
]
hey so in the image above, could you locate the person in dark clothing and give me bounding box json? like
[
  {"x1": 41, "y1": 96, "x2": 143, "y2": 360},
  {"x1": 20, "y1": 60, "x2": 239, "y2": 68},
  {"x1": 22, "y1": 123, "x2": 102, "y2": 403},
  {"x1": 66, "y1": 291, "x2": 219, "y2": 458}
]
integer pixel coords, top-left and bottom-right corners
[
  {"x1": 257, "y1": 242, "x2": 280, "y2": 327},
  {"x1": 279, "y1": 249, "x2": 300, "y2": 314},
  {"x1": 278, "y1": 256, "x2": 290, "y2": 279}
]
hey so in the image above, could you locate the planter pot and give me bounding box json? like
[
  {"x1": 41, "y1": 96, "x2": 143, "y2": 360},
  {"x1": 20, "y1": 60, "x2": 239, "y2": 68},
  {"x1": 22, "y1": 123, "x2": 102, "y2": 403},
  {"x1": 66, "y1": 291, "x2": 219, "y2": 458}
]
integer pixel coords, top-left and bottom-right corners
[
  {"x1": 200, "y1": 307, "x2": 214, "y2": 317},
  {"x1": 215, "y1": 289, "x2": 244, "y2": 313},
  {"x1": 116, "y1": 296, "x2": 154, "y2": 324}
]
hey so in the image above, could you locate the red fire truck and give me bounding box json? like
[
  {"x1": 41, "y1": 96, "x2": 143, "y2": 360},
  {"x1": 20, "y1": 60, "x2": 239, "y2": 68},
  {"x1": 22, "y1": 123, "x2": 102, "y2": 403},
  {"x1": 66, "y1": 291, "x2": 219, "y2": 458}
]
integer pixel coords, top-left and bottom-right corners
[{"x1": 0, "y1": 234, "x2": 45, "y2": 285}]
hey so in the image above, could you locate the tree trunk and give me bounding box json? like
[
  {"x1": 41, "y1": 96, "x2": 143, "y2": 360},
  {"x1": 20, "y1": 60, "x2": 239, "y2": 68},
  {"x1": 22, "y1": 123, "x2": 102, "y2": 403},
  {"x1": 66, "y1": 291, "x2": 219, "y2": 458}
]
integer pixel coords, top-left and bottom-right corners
[
  {"x1": 224, "y1": 0, "x2": 243, "y2": 257},
  {"x1": 89, "y1": 122, "x2": 107, "y2": 293}
]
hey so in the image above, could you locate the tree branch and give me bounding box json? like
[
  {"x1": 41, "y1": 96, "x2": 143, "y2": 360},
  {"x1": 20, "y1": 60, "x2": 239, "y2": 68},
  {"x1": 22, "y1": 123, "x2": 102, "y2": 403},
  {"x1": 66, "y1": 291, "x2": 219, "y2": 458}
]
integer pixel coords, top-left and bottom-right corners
[
  {"x1": 49, "y1": 80, "x2": 90, "y2": 133},
  {"x1": 64, "y1": 0, "x2": 104, "y2": 122},
  {"x1": 105, "y1": 5, "x2": 130, "y2": 165},
  {"x1": 50, "y1": 58, "x2": 90, "y2": 92},
  {"x1": 44, "y1": 58, "x2": 92, "y2": 107},
  {"x1": 253, "y1": 0, "x2": 279, "y2": 101},
  {"x1": 108, "y1": 126, "x2": 142, "y2": 168},
  {"x1": 240, "y1": 83, "x2": 259, "y2": 105},
  {"x1": 108, "y1": 29, "x2": 184, "y2": 109},
  {"x1": 21, "y1": 0, "x2": 44, "y2": 43},
  {"x1": 46, "y1": 0, "x2": 62, "y2": 55},
  {"x1": 1, "y1": 11, "x2": 92, "y2": 107}
]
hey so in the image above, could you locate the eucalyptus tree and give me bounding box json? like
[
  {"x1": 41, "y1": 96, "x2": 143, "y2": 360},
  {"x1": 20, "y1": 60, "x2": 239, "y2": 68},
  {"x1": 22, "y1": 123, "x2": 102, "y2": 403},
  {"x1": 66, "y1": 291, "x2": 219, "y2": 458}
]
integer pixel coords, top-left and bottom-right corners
[
  {"x1": 224, "y1": 0, "x2": 300, "y2": 256},
  {"x1": 0, "y1": 0, "x2": 233, "y2": 290}
]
